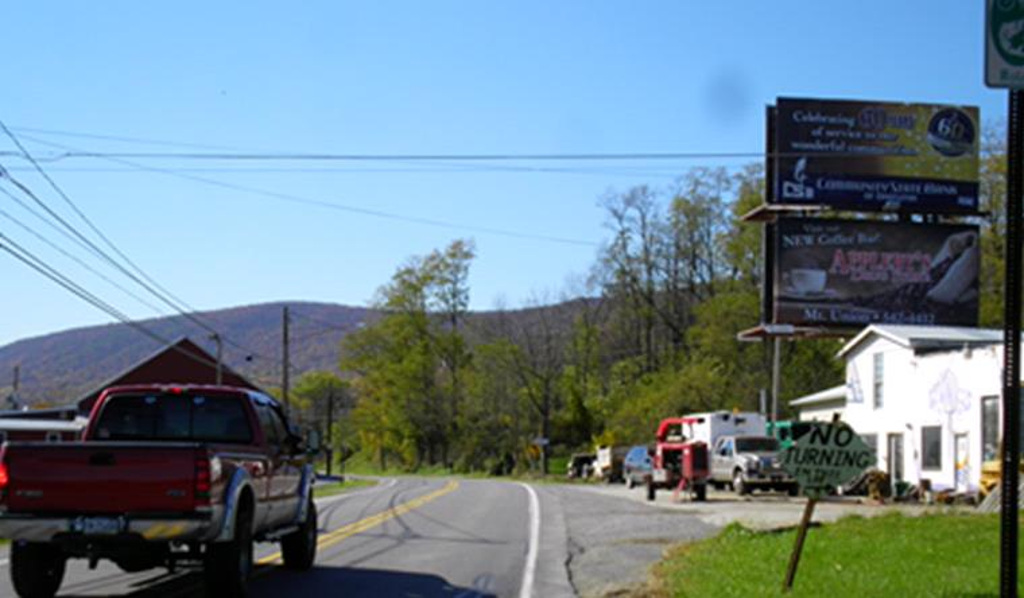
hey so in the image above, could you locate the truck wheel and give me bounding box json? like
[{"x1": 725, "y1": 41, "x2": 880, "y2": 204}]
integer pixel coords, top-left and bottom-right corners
[
  {"x1": 646, "y1": 480, "x2": 656, "y2": 502},
  {"x1": 733, "y1": 471, "x2": 749, "y2": 496},
  {"x1": 282, "y1": 499, "x2": 318, "y2": 570},
  {"x1": 694, "y1": 483, "x2": 707, "y2": 502},
  {"x1": 788, "y1": 484, "x2": 800, "y2": 497},
  {"x1": 206, "y1": 505, "x2": 254, "y2": 598},
  {"x1": 10, "y1": 542, "x2": 65, "y2": 598}
]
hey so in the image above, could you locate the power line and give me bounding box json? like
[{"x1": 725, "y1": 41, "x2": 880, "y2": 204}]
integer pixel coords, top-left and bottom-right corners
[
  {"x1": 0, "y1": 123, "x2": 279, "y2": 367},
  {"x1": 0, "y1": 188, "x2": 167, "y2": 314},
  {"x1": 0, "y1": 233, "x2": 220, "y2": 371},
  {"x1": 2, "y1": 149, "x2": 768, "y2": 162},
  {"x1": 17, "y1": 134, "x2": 601, "y2": 248}
]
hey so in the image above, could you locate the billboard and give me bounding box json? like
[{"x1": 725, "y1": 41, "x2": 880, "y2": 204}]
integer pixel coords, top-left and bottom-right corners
[
  {"x1": 772, "y1": 98, "x2": 979, "y2": 213},
  {"x1": 772, "y1": 218, "x2": 979, "y2": 328}
]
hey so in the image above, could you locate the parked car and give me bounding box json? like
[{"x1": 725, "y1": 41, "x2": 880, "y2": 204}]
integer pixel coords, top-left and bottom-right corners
[
  {"x1": 623, "y1": 445, "x2": 652, "y2": 489},
  {"x1": 566, "y1": 452, "x2": 596, "y2": 479},
  {"x1": 709, "y1": 434, "x2": 798, "y2": 496},
  {"x1": 0, "y1": 384, "x2": 319, "y2": 598}
]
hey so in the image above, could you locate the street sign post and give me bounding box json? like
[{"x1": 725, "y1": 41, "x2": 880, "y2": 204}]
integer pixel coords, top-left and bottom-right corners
[
  {"x1": 987, "y1": 3, "x2": 1024, "y2": 595},
  {"x1": 778, "y1": 418, "x2": 874, "y2": 591}
]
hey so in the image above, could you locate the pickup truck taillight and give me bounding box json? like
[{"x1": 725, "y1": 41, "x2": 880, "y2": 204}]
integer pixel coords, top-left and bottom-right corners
[
  {"x1": 194, "y1": 454, "x2": 222, "y2": 508},
  {"x1": 0, "y1": 460, "x2": 8, "y2": 502}
]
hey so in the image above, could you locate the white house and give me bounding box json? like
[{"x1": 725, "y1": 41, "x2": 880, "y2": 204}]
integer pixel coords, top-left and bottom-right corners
[{"x1": 791, "y1": 324, "x2": 1010, "y2": 495}]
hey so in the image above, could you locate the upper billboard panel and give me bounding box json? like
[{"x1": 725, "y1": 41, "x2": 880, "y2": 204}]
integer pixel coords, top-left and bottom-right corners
[{"x1": 772, "y1": 98, "x2": 979, "y2": 214}]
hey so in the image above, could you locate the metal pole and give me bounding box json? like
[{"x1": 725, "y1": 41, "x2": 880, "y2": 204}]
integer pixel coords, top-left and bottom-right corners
[
  {"x1": 282, "y1": 306, "x2": 290, "y2": 412},
  {"x1": 772, "y1": 336, "x2": 782, "y2": 426},
  {"x1": 1001, "y1": 88, "x2": 1024, "y2": 598},
  {"x1": 326, "y1": 388, "x2": 334, "y2": 477}
]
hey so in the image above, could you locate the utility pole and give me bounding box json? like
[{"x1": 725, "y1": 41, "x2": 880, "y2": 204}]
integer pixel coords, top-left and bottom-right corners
[
  {"x1": 282, "y1": 306, "x2": 290, "y2": 412},
  {"x1": 12, "y1": 364, "x2": 19, "y2": 397},
  {"x1": 326, "y1": 388, "x2": 335, "y2": 477},
  {"x1": 210, "y1": 334, "x2": 223, "y2": 385}
]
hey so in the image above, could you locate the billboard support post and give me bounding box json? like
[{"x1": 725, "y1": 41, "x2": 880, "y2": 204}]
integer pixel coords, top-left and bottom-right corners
[{"x1": 1000, "y1": 89, "x2": 1024, "y2": 598}]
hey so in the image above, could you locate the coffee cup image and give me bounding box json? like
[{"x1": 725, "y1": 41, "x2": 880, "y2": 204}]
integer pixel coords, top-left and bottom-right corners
[{"x1": 785, "y1": 268, "x2": 828, "y2": 296}]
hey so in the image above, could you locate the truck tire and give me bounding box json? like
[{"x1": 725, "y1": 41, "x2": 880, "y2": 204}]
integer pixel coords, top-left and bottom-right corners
[
  {"x1": 694, "y1": 482, "x2": 707, "y2": 502},
  {"x1": 282, "y1": 499, "x2": 318, "y2": 570},
  {"x1": 646, "y1": 480, "x2": 656, "y2": 501},
  {"x1": 733, "y1": 471, "x2": 749, "y2": 496},
  {"x1": 627, "y1": 475, "x2": 635, "y2": 489},
  {"x1": 10, "y1": 542, "x2": 65, "y2": 598},
  {"x1": 206, "y1": 505, "x2": 254, "y2": 598},
  {"x1": 788, "y1": 484, "x2": 800, "y2": 497}
]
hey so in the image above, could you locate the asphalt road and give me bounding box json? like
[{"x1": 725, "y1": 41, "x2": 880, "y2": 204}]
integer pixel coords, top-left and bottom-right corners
[{"x1": 0, "y1": 477, "x2": 560, "y2": 598}]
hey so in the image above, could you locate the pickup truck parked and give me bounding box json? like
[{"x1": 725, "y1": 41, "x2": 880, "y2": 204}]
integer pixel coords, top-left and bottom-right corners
[
  {"x1": 0, "y1": 384, "x2": 319, "y2": 598},
  {"x1": 709, "y1": 434, "x2": 798, "y2": 496}
]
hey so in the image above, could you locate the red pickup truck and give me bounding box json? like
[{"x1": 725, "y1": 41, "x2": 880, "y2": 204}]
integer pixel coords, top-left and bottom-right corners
[{"x1": 0, "y1": 384, "x2": 319, "y2": 598}]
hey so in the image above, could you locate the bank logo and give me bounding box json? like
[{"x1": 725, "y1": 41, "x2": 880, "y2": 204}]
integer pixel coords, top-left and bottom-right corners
[
  {"x1": 927, "y1": 108, "x2": 976, "y2": 158},
  {"x1": 782, "y1": 157, "x2": 814, "y2": 200}
]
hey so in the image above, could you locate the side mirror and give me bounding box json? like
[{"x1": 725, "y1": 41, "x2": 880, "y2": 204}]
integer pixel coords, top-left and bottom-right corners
[{"x1": 306, "y1": 429, "x2": 322, "y2": 454}]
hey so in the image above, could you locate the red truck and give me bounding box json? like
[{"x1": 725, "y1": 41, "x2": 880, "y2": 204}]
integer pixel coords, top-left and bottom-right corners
[
  {"x1": 0, "y1": 384, "x2": 319, "y2": 598},
  {"x1": 646, "y1": 417, "x2": 709, "y2": 502}
]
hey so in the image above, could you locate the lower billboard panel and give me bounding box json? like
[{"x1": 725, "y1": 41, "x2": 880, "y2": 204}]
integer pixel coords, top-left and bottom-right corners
[{"x1": 772, "y1": 218, "x2": 979, "y2": 328}]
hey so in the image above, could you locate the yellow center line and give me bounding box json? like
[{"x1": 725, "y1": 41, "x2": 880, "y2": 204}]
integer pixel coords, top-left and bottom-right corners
[{"x1": 256, "y1": 479, "x2": 460, "y2": 567}]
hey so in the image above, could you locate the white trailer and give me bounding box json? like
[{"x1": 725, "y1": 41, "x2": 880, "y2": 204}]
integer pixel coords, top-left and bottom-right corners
[{"x1": 681, "y1": 411, "x2": 766, "y2": 447}]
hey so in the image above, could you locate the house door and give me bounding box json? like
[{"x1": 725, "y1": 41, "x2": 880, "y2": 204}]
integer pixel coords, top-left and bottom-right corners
[
  {"x1": 887, "y1": 433, "x2": 904, "y2": 483},
  {"x1": 955, "y1": 433, "x2": 969, "y2": 493}
]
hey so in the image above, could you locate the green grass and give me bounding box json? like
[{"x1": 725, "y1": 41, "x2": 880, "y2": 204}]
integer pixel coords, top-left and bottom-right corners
[
  {"x1": 312, "y1": 478, "x2": 376, "y2": 499},
  {"x1": 656, "y1": 512, "x2": 1017, "y2": 597}
]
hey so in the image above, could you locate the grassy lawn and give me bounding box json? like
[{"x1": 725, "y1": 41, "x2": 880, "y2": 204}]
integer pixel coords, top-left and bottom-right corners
[
  {"x1": 312, "y1": 478, "x2": 376, "y2": 499},
  {"x1": 655, "y1": 512, "x2": 1016, "y2": 597}
]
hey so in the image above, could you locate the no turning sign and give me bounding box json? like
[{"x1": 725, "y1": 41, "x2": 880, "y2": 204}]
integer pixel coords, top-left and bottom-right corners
[{"x1": 780, "y1": 422, "x2": 875, "y2": 496}]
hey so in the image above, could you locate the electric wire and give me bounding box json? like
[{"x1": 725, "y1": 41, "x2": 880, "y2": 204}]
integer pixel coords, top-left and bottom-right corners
[
  {"x1": 0, "y1": 233, "x2": 219, "y2": 370},
  {"x1": 0, "y1": 125, "x2": 279, "y2": 366},
  {"x1": 17, "y1": 134, "x2": 600, "y2": 248},
  {"x1": 0, "y1": 188, "x2": 167, "y2": 315}
]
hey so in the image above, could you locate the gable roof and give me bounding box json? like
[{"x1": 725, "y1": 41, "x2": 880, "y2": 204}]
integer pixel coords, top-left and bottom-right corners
[
  {"x1": 837, "y1": 325, "x2": 1002, "y2": 360},
  {"x1": 75, "y1": 337, "x2": 261, "y2": 414},
  {"x1": 790, "y1": 384, "x2": 847, "y2": 407}
]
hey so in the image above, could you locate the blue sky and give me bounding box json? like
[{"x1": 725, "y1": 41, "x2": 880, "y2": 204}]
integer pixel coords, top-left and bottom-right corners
[{"x1": 0, "y1": 1, "x2": 1005, "y2": 347}]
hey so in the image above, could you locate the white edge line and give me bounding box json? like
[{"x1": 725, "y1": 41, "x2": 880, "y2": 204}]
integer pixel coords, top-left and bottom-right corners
[{"x1": 517, "y1": 482, "x2": 540, "y2": 598}]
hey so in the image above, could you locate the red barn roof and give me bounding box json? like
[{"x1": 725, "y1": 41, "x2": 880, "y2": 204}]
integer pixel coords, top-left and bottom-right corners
[{"x1": 75, "y1": 337, "x2": 262, "y2": 414}]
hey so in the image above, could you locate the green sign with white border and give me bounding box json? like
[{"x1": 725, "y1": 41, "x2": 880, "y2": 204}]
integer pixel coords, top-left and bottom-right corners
[{"x1": 987, "y1": 0, "x2": 1024, "y2": 88}]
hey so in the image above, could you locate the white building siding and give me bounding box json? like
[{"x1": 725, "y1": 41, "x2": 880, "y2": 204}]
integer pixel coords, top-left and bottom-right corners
[{"x1": 839, "y1": 338, "x2": 1001, "y2": 493}]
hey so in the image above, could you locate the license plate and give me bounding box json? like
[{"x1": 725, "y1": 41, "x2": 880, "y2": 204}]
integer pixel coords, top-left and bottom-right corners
[{"x1": 77, "y1": 517, "x2": 123, "y2": 535}]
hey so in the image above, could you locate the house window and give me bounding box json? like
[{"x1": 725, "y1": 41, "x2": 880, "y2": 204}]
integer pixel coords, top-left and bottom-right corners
[
  {"x1": 982, "y1": 396, "x2": 999, "y2": 462},
  {"x1": 922, "y1": 426, "x2": 942, "y2": 470},
  {"x1": 873, "y1": 353, "x2": 884, "y2": 409}
]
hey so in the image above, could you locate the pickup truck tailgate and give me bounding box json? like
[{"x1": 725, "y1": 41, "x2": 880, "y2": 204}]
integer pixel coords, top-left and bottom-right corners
[{"x1": 3, "y1": 442, "x2": 201, "y2": 514}]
